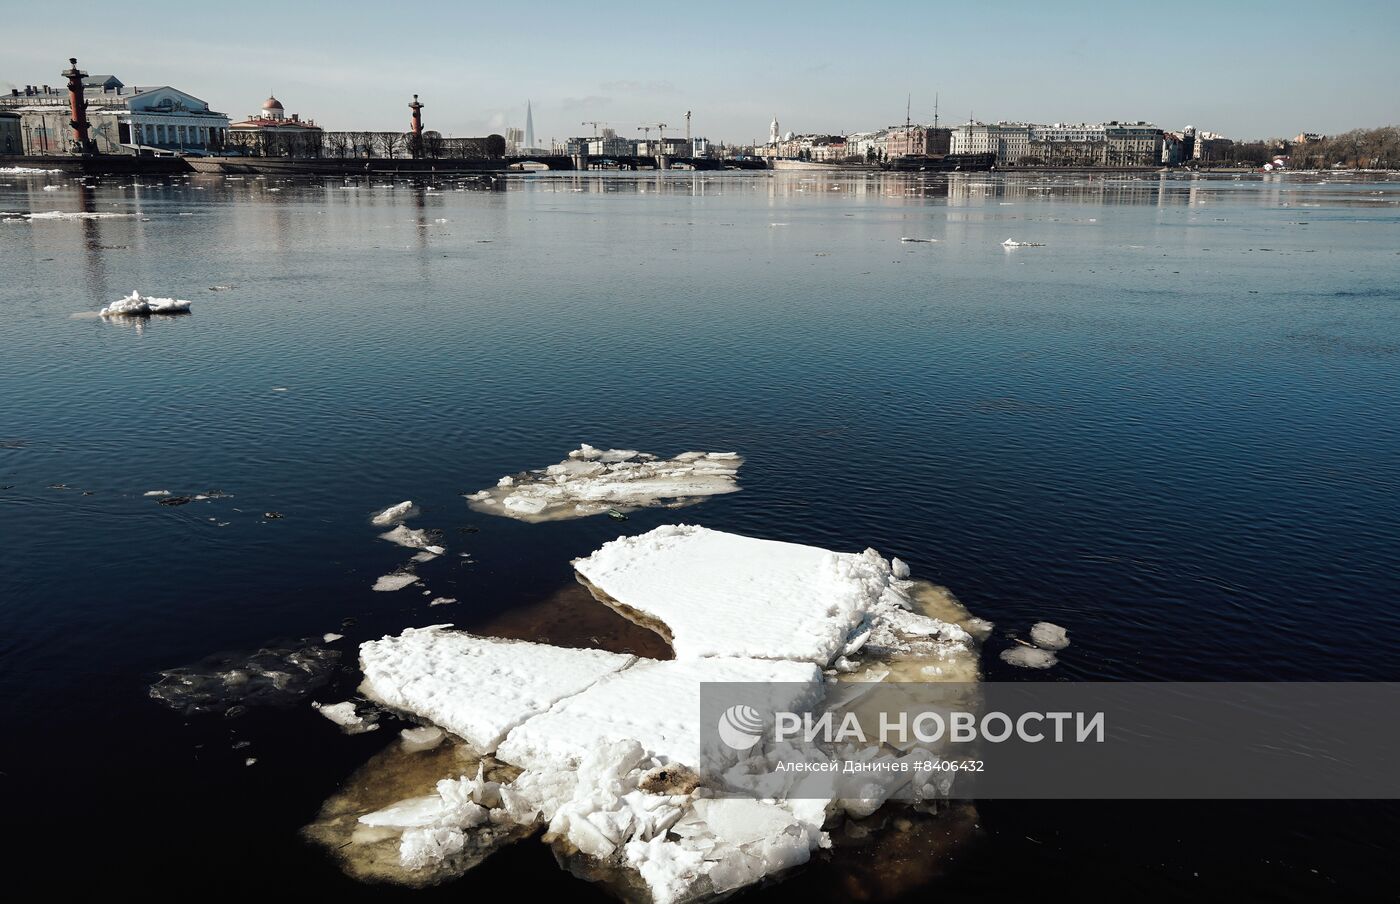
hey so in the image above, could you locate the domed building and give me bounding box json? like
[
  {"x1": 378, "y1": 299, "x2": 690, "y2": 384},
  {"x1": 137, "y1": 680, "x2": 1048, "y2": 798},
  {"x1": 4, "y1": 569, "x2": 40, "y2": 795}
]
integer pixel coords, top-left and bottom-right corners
[{"x1": 226, "y1": 94, "x2": 322, "y2": 156}]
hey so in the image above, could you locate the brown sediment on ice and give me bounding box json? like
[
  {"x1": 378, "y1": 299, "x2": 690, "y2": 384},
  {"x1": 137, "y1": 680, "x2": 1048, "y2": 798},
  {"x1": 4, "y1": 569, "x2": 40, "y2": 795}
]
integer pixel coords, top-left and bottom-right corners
[{"x1": 301, "y1": 735, "x2": 530, "y2": 886}]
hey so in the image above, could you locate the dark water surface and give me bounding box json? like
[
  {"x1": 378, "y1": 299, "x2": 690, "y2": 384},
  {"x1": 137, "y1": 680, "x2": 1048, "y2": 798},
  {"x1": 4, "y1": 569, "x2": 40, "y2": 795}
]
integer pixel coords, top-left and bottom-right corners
[{"x1": 2, "y1": 169, "x2": 1397, "y2": 899}]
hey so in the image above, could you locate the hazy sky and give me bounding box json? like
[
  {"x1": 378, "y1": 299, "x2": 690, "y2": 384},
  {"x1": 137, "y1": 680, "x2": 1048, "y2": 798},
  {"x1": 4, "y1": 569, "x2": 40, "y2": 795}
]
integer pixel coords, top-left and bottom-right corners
[{"x1": 4, "y1": 0, "x2": 1396, "y2": 143}]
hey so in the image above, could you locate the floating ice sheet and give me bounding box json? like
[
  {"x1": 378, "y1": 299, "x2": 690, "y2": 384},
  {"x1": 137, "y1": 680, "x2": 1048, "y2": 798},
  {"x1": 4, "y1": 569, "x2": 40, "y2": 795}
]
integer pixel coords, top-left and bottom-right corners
[
  {"x1": 1029, "y1": 622, "x2": 1069, "y2": 651},
  {"x1": 465, "y1": 445, "x2": 742, "y2": 522},
  {"x1": 372, "y1": 500, "x2": 416, "y2": 526},
  {"x1": 359, "y1": 626, "x2": 636, "y2": 753},
  {"x1": 574, "y1": 525, "x2": 968, "y2": 666}
]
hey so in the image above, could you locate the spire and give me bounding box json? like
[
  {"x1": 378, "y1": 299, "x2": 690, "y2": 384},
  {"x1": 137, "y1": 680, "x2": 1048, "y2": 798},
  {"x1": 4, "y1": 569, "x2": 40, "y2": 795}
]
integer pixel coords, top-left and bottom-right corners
[{"x1": 524, "y1": 99, "x2": 535, "y2": 150}]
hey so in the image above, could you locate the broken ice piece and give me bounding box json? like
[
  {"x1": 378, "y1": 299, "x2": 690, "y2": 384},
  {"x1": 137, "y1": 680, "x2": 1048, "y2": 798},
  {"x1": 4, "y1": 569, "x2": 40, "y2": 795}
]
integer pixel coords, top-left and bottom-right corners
[
  {"x1": 372, "y1": 500, "x2": 416, "y2": 526},
  {"x1": 313, "y1": 700, "x2": 380, "y2": 734},
  {"x1": 373, "y1": 572, "x2": 420, "y2": 592},
  {"x1": 1029, "y1": 622, "x2": 1069, "y2": 651},
  {"x1": 999, "y1": 646, "x2": 1057, "y2": 669},
  {"x1": 465, "y1": 445, "x2": 743, "y2": 523},
  {"x1": 400, "y1": 726, "x2": 446, "y2": 753},
  {"x1": 380, "y1": 524, "x2": 445, "y2": 555}
]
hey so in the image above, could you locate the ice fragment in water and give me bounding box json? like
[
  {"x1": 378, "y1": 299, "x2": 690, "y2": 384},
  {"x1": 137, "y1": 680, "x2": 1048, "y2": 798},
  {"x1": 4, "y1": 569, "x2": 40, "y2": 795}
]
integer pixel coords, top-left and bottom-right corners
[
  {"x1": 1029, "y1": 622, "x2": 1069, "y2": 650},
  {"x1": 314, "y1": 700, "x2": 380, "y2": 734},
  {"x1": 372, "y1": 501, "x2": 416, "y2": 526},
  {"x1": 1000, "y1": 646, "x2": 1058, "y2": 669},
  {"x1": 99, "y1": 290, "x2": 191, "y2": 317},
  {"x1": 466, "y1": 445, "x2": 742, "y2": 523}
]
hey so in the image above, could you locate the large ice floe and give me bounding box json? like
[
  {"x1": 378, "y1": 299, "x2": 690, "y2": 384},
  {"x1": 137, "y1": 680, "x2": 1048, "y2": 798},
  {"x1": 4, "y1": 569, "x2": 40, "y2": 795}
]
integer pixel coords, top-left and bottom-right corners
[
  {"x1": 316, "y1": 525, "x2": 988, "y2": 903},
  {"x1": 99, "y1": 291, "x2": 191, "y2": 317},
  {"x1": 464, "y1": 445, "x2": 743, "y2": 522}
]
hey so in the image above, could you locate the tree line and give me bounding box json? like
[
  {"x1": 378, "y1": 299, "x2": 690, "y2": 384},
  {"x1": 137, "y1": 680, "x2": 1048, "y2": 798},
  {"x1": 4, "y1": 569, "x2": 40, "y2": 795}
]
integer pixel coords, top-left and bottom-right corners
[{"x1": 220, "y1": 130, "x2": 505, "y2": 160}]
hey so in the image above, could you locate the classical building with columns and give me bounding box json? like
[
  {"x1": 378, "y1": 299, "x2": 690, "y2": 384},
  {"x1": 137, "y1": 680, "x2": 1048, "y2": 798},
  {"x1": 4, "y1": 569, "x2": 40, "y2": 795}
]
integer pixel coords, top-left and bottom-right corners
[{"x1": 1, "y1": 70, "x2": 229, "y2": 155}]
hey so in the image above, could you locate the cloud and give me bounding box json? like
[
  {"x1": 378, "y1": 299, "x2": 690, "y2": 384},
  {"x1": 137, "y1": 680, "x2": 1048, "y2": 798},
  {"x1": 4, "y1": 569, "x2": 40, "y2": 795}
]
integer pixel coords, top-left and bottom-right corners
[{"x1": 558, "y1": 95, "x2": 612, "y2": 110}]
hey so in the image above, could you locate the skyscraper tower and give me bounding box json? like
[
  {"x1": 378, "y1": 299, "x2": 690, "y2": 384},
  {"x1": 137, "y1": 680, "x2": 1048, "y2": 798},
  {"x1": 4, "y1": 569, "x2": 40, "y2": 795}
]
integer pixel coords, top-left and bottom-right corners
[{"x1": 524, "y1": 100, "x2": 535, "y2": 151}]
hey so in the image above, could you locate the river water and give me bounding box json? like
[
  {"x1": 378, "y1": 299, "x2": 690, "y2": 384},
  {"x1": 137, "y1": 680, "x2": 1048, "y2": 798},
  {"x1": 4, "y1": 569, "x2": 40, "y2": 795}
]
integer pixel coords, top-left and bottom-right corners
[{"x1": 1, "y1": 168, "x2": 1397, "y2": 899}]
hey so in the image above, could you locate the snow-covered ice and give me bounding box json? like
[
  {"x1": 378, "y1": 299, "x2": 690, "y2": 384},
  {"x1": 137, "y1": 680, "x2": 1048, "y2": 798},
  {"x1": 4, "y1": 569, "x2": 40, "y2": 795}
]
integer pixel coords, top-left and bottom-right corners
[
  {"x1": 496, "y1": 656, "x2": 823, "y2": 772},
  {"x1": 574, "y1": 525, "x2": 970, "y2": 666},
  {"x1": 0, "y1": 166, "x2": 60, "y2": 174},
  {"x1": 1001, "y1": 238, "x2": 1045, "y2": 248},
  {"x1": 465, "y1": 445, "x2": 742, "y2": 522},
  {"x1": 328, "y1": 527, "x2": 985, "y2": 902},
  {"x1": 359, "y1": 626, "x2": 636, "y2": 752},
  {"x1": 99, "y1": 291, "x2": 191, "y2": 317}
]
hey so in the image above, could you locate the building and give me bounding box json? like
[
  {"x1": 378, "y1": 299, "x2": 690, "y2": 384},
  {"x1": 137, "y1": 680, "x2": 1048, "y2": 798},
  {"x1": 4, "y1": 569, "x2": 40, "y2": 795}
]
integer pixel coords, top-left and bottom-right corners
[
  {"x1": 1161, "y1": 131, "x2": 1186, "y2": 166},
  {"x1": 1193, "y1": 130, "x2": 1233, "y2": 163},
  {"x1": 1103, "y1": 121, "x2": 1163, "y2": 167},
  {"x1": 950, "y1": 122, "x2": 1032, "y2": 165},
  {"x1": 2, "y1": 73, "x2": 228, "y2": 155},
  {"x1": 1027, "y1": 123, "x2": 1107, "y2": 166},
  {"x1": 885, "y1": 125, "x2": 951, "y2": 158},
  {"x1": 225, "y1": 96, "x2": 322, "y2": 156},
  {"x1": 809, "y1": 136, "x2": 847, "y2": 162},
  {"x1": 0, "y1": 111, "x2": 20, "y2": 155}
]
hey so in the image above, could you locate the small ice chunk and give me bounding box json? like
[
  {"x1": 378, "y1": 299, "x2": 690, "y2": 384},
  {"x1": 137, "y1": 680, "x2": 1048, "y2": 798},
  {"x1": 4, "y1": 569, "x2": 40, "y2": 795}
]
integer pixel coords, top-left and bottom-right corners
[
  {"x1": 380, "y1": 524, "x2": 445, "y2": 555},
  {"x1": 1029, "y1": 622, "x2": 1069, "y2": 651},
  {"x1": 372, "y1": 500, "x2": 416, "y2": 526},
  {"x1": 400, "y1": 725, "x2": 446, "y2": 753},
  {"x1": 891, "y1": 557, "x2": 910, "y2": 579},
  {"x1": 314, "y1": 700, "x2": 380, "y2": 734},
  {"x1": 99, "y1": 290, "x2": 191, "y2": 317},
  {"x1": 143, "y1": 489, "x2": 171, "y2": 497},
  {"x1": 1000, "y1": 646, "x2": 1058, "y2": 669},
  {"x1": 323, "y1": 633, "x2": 344, "y2": 643},
  {"x1": 373, "y1": 572, "x2": 420, "y2": 592},
  {"x1": 428, "y1": 597, "x2": 458, "y2": 606}
]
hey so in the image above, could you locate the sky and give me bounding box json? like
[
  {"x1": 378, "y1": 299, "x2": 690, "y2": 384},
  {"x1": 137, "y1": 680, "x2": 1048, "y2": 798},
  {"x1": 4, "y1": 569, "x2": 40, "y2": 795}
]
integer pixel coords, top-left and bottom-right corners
[{"x1": 3, "y1": 0, "x2": 1397, "y2": 144}]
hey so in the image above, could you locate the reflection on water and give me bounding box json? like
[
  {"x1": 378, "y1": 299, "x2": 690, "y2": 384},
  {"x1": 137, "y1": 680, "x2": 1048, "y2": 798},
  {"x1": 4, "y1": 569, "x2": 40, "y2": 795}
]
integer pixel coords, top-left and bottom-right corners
[{"x1": 1, "y1": 169, "x2": 1397, "y2": 899}]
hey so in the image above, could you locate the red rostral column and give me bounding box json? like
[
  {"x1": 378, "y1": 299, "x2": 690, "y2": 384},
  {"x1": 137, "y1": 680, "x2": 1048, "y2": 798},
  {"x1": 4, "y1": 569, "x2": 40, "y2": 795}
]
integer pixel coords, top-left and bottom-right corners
[
  {"x1": 408, "y1": 94, "x2": 424, "y2": 156},
  {"x1": 62, "y1": 57, "x2": 96, "y2": 155}
]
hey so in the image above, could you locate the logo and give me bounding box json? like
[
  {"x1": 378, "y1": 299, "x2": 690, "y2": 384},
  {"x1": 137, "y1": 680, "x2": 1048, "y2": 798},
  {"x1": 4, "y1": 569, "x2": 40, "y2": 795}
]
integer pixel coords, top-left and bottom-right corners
[{"x1": 717, "y1": 704, "x2": 765, "y2": 751}]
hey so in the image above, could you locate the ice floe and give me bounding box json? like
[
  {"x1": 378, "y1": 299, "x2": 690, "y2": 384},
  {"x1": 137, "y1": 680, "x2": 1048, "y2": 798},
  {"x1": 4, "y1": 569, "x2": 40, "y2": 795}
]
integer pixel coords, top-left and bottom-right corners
[
  {"x1": 574, "y1": 525, "x2": 970, "y2": 666},
  {"x1": 1029, "y1": 621, "x2": 1069, "y2": 651},
  {"x1": 24, "y1": 210, "x2": 135, "y2": 220},
  {"x1": 1000, "y1": 645, "x2": 1058, "y2": 669},
  {"x1": 1001, "y1": 238, "x2": 1045, "y2": 248},
  {"x1": 315, "y1": 700, "x2": 381, "y2": 734},
  {"x1": 464, "y1": 445, "x2": 742, "y2": 522},
  {"x1": 99, "y1": 291, "x2": 191, "y2": 317},
  {"x1": 372, "y1": 500, "x2": 416, "y2": 526},
  {"x1": 320, "y1": 527, "x2": 986, "y2": 902},
  {"x1": 373, "y1": 572, "x2": 421, "y2": 592},
  {"x1": 359, "y1": 627, "x2": 636, "y2": 752},
  {"x1": 0, "y1": 166, "x2": 61, "y2": 174},
  {"x1": 379, "y1": 524, "x2": 445, "y2": 555}
]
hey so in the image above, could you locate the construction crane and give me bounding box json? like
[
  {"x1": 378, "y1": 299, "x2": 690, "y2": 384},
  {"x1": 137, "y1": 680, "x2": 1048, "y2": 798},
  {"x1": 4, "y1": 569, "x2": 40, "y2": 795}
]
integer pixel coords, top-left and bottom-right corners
[
  {"x1": 638, "y1": 122, "x2": 669, "y2": 154},
  {"x1": 581, "y1": 121, "x2": 609, "y2": 138}
]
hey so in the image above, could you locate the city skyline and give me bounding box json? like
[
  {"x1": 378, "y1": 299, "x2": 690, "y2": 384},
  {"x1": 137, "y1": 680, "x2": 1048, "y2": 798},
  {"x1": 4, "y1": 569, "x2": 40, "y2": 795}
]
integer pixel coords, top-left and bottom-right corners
[{"x1": 2, "y1": 0, "x2": 1397, "y2": 144}]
